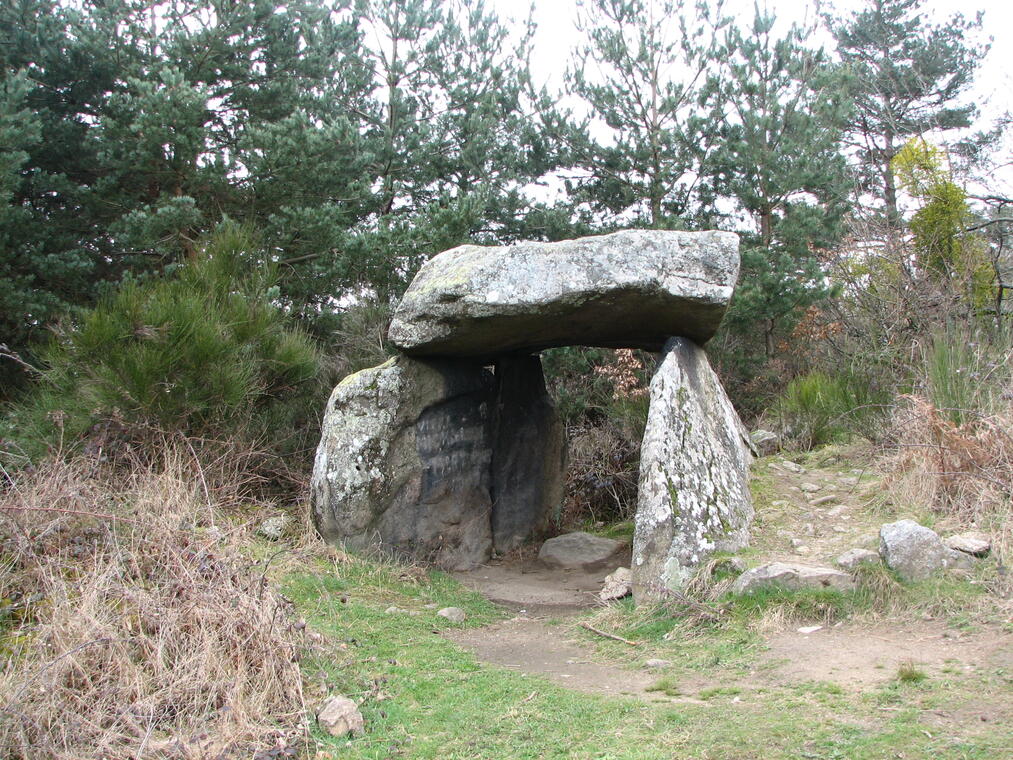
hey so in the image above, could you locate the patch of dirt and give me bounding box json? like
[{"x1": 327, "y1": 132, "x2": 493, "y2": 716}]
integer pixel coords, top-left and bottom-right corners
[
  {"x1": 452, "y1": 553, "x2": 628, "y2": 613},
  {"x1": 761, "y1": 620, "x2": 1011, "y2": 689},
  {"x1": 447, "y1": 615, "x2": 687, "y2": 701}
]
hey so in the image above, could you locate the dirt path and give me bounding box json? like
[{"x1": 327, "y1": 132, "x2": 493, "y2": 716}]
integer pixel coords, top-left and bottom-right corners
[
  {"x1": 447, "y1": 615, "x2": 671, "y2": 699},
  {"x1": 448, "y1": 452, "x2": 1012, "y2": 706},
  {"x1": 452, "y1": 556, "x2": 619, "y2": 613}
]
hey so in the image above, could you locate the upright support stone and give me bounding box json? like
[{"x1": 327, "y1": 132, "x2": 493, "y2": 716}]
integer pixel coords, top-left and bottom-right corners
[
  {"x1": 490, "y1": 355, "x2": 566, "y2": 553},
  {"x1": 632, "y1": 337, "x2": 754, "y2": 601},
  {"x1": 310, "y1": 356, "x2": 495, "y2": 570}
]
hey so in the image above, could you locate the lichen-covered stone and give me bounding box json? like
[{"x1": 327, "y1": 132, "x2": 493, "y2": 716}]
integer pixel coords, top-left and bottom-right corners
[
  {"x1": 389, "y1": 230, "x2": 739, "y2": 357},
  {"x1": 310, "y1": 356, "x2": 496, "y2": 570},
  {"x1": 879, "y1": 520, "x2": 976, "y2": 581},
  {"x1": 632, "y1": 338, "x2": 754, "y2": 600},
  {"x1": 731, "y1": 562, "x2": 856, "y2": 595}
]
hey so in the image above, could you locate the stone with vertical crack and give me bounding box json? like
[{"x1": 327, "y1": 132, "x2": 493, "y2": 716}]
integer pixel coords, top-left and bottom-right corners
[{"x1": 632, "y1": 338, "x2": 754, "y2": 601}]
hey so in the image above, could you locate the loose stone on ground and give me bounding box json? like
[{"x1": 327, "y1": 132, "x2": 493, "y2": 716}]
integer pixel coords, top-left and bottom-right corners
[
  {"x1": 879, "y1": 520, "x2": 976, "y2": 582},
  {"x1": 732, "y1": 562, "x2": 856, "y2": 595},
  {"x1": 317, "y1": 695, "x2": 364, "y2": 737},
  {"x1": 539, "y1": 532, "x2": 627, "y2": 572}
]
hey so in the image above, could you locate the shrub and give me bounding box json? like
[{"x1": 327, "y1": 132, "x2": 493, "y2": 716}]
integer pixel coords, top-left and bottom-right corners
[
  {"x1": 0, "y1": 451, "x2": 309, "y2": 758},
  {"x1": 924, "y1": 323, "x2": 1013, "y2": 427},
  {"x1": 771, "y1": 370, "x2": 888, "y2": 450},
  {"x1": 2, "y1": 225, "x2": 323, "y2": 463},
  {"x1": 542, "y1": 346, "x2": 652, "y2": 527}
]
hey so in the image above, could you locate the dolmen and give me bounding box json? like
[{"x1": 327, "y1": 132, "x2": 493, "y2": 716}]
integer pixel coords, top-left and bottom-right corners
[{"x1": 310, "y1": 230, "x2": 754, "y2": 602}]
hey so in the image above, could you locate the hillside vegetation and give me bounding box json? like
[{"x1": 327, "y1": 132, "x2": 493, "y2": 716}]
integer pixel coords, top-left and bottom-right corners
[{"x1": 2, "y1": 0, "x2": 1012, "y2": 758}]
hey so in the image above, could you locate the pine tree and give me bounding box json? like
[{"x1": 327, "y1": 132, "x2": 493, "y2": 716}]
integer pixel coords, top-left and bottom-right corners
[
  {"x1": 566, "y1": 0, "x2": 728, "y2": 229},
  {"x1": 825, "y1": 0, "x2": 986, "y2": 226},
  {"x1": 711, "y1": 6, "x2": 851, "y2": 359}
]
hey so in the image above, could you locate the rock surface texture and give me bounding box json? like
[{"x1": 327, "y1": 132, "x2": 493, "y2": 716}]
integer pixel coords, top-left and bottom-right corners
[
  {"x1": 879, "y1": 520, "x2": 975, "y2": 582},
  {"x1": 389, "y1": 230, "x2": 739, "y2": 357},
  {"x1": 538, "y1": 532, "x2": 627, "y2": 572},
  {"x1": 312, "y1": 230, "x2": 753, "y2": 595},
  {"x1": 490, "y1": 355, "x2": 566, "y2": 553},
  {"x1": 632, "y1": 337, "x2": 754, "y2": 601},
  {"x1": 311, "y1": 357, "x2": 496, "y2": 570},
  {"x1": 731, "y1": 562, "x2": 857, "y2": 595},
  {"x1": 310, "y1": 355, "x2": 565, "y2": 569}
]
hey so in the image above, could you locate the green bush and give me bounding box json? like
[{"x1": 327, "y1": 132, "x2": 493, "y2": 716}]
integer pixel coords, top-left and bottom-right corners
[
  {"x1": 772, "y1": 371, "x2": 888, "y2": 450},
  {"x1": 924, "y1": 323, "x2": 1013, "y2": 427},
  {"x1": 2, "y1": 225, "x2": 323, "y2": 462}
]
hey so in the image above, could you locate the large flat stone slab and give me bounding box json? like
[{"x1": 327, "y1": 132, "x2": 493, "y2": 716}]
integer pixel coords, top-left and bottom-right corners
[
  {"x1": 731, "y1": 562, "x2": 856, "y2": 595},
  {"x1": 632, "y1": 337, "x2": 754, "y2": 600},
  {"x1": 389, "y1": 230, "x2": 739, "y2": 357}
]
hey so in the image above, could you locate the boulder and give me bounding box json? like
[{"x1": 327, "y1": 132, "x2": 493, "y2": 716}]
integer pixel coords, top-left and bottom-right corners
[
  {"x1": 750, "y1": 429, "x2": 780, "y2": 456},
  {"x1": 879, "y1": 520, "x2": 976, "y2": 582},
  {"x1": 538, "y1": 532, "x2": 627, "y2": 572},
  {"x1": 490, "y1": 355, "x2": 565, "y2": 553},
  {"x1": 632, "y1": 338, "x2": 754, "y2": 600},
  {"x1": 389, "y1": 230, "x2": 739, "y2": 357},
  {"x1": 835, "y1": 548, "x2": 882, "y2": 571},
  {"x1": 731, "y1": 562, "x2": 856, "y2": 595},
  {"x1": 310, "y1": 357, "x2": 496, "y2": 570},
  {"x1": 943, "y1": 532, "x2": 991, "y2": 557},
  {"x1": 599, "y1": 567, "x2": 633, "y2": 601},
  {"x1": 311, "y1": 353, "x2": 568, "y2": 570},
  {"x1": 317, "y1": 695, "x2": 364, "y2": 737}
]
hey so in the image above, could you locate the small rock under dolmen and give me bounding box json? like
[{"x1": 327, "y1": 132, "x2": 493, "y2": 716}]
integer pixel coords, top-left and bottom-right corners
[
  {"x1": 388, "y1": 229, "x2": 739, "y2": 357},
  {"x1": 538, "y1": 532, "x2": 627, "y2": 572}
]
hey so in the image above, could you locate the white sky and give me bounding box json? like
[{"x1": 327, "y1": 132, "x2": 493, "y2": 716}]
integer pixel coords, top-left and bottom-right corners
[
  {"x1": 490, "y1": 0, "x2": 1010, "y2": 196},
  {"x1": 495, "y1": 0, "x2": 1008, "y2": 136}
]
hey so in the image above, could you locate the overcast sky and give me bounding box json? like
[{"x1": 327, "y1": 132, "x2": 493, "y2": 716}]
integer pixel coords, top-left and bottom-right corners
[
  {"x1": 489, "y1": 0, "x2": 1009, "y2": 194},
  {"x1": 495, "y1": 0, "x2": 1008, "y2": 133}
]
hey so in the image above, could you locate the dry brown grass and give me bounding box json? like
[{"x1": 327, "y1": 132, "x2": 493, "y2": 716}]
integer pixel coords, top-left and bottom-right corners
[
  {"x1": 886, "y1": 396, "x2": 1013, "y2": 579},
  {"x1": 0, "y1": 448, "x2": 309, "y2": 759}
]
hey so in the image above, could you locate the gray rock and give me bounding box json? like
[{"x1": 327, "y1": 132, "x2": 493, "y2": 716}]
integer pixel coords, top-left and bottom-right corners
[
  {"x1": 750, "y1": 429, "x2": 780, "y2": 456},
  {"x1": 879, "y1": 520, "x2": 976, "y2": 582},
  {"x1": 490, "y1": 355, "x2": 565, "y2": 553},
  {"x1": 779, "y1": 460, "x2": 805, "y2": 474},
  {"x1": 731, "y1": 562, "x2": 856, "y2": 595},
  {"x1": 311, "y1": 354, "x2": 567, "y2": 570},
  {"x1": 643, "y1": 658, "x2": 672, "y2": 669},
  {"x1": 799, "y1": 482, "x2": 821, "y2": 493},
  {"x1": 389, "y1": 230, "x2": 739, "y2": 357},
  {"x1": 943, "y1": 533, "x2": 991, "y2": 557},
  {"x1": 437, "y1": 606, "x2": 467, "y2": 623},
  {"x1": 632, "y1": 338, "x2": 754, "y2": 600},
  {"x1": 310, "y1": 356, "x2": 496, "y2": 570},
  {"x1": 599, "y1": 567, "x2": 633, "y2": 601},
  {"x1": 810, "y1": 495, "x2": 838, "y2": 507},
  {"x1": 835, "y1": 548, "x2": 882, "y2": 571},
  {"x1": 317, "y1": 695, "x2": 364, "y2": 737},
  {"x1": 257, "y1": 514, "x2": 291, "y2": 541},
  {"x1": 539, "y1": 532, "x2": 627, "y2": 572}
]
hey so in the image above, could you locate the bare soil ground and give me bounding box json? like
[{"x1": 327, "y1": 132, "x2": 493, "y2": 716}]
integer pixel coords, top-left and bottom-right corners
[{"x1": 449, "y1": 447, "x2": 1013, "y2": 709}]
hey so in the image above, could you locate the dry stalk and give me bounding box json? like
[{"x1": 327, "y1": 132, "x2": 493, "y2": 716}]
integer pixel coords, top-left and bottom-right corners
[{"x1": 0, "y1": 451, "x2": 309, "y2": 759}]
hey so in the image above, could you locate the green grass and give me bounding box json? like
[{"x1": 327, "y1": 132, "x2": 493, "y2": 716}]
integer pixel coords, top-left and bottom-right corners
[{"x1": 282, "y1": 553, "x2": 1009, "y2": 760}]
